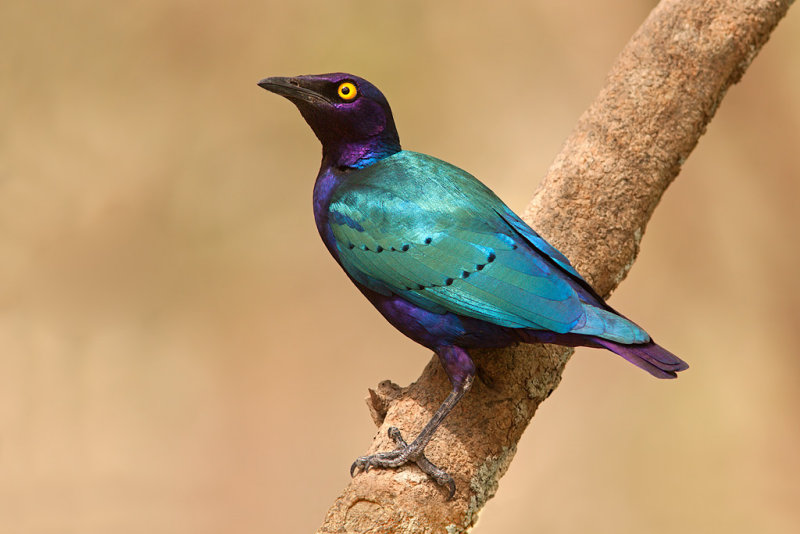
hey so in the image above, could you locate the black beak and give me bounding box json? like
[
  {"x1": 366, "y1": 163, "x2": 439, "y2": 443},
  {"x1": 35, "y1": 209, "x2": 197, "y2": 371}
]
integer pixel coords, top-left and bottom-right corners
[{"x1": 257, "y1": 76, "x2": 332, "y2": 105}]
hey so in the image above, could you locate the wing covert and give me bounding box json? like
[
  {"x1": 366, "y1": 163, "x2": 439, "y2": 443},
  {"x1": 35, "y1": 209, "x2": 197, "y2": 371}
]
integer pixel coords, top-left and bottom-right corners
[{"x1": 327, "y1": 151, "x2": 587, "y2": 333}]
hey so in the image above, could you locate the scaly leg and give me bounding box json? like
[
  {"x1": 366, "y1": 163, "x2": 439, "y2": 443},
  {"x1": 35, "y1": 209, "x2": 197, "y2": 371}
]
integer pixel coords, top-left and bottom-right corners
[{"x1": 351, "y1": 346, "x2": 475, "y2": 499}]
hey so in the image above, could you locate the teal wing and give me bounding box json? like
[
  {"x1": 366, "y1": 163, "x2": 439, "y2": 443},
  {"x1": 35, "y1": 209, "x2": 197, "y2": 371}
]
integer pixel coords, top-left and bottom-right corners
[{"x1": 327, "y1": 151, "x2": 587, "y2": 333}]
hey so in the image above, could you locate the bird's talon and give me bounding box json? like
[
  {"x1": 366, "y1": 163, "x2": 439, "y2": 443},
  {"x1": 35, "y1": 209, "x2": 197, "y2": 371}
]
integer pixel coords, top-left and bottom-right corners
[
  {"x1": 444, "y1": 478, "x2": 456, "y2": 500},
  {"x1": 387, "y1": 427, "x2": 409, "y2": 449},
  {"x1": 387, "y1": 426, "x2": 403, "y2": 443}
]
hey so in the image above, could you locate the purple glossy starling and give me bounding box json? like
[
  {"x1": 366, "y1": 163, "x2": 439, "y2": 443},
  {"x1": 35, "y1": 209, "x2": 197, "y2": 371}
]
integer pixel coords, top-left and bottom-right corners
[{"x1": 258, "y1": 73, "x2": 688, "y2": 497}]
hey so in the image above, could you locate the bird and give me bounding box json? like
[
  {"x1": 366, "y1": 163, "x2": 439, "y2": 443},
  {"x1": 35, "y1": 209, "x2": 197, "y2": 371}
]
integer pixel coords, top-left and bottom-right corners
[{"x1": 258, "y1": 73, "x2": 688, "y2": 498}]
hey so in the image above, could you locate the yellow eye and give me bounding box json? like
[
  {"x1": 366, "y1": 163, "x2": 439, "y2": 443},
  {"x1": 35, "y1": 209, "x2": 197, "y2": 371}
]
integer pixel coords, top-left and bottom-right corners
[{"x1": 337, "y1": 82, "x2": 357, "y2": 100}]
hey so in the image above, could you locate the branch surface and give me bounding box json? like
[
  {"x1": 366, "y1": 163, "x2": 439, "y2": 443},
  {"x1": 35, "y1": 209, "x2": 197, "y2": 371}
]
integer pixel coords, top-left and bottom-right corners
[{"x1": 318, "y1": 1, "x2": 793, "y2": 532}]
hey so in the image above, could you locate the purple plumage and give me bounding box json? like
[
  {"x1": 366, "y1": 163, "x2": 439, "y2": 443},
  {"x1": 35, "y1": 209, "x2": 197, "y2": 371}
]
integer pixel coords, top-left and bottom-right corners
[
  {"x1": 591, "y1": 338, "x2": 689, "y2": 379},
  {"x1": 258, "y1": 72, "x2": 688, "y2": 498}
]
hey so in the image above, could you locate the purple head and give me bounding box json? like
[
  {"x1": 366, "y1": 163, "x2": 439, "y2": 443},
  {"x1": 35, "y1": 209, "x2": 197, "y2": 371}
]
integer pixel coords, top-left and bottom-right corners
[{"x1": 258, "y1": 73, "x2": 401, "y2": 168}]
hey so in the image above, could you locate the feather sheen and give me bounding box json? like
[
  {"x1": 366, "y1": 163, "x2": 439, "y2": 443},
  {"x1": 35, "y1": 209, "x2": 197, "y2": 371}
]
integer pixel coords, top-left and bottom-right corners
[{"x1": 328, "y1": 150, "x2": 649, "y2": 341}]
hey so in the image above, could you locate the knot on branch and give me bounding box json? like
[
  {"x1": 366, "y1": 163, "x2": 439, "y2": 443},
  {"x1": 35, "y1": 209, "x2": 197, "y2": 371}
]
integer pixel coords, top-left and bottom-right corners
[{"x1": 366, "y1": 380, "x2": 404, "y2": 426}]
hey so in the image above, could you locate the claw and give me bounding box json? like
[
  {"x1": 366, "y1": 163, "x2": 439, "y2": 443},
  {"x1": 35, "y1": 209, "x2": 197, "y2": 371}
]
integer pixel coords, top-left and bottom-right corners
[
  {"x1": 388, "y1": 426, "x2": 410, "y2": 449},
  {"x1": 414, "y1": 449, "x2": 457, "y2": 498},
  {"x1": 348, "y1": 373, "x2": 473, "y2": 498},
  {"x1": 349, "y1": 426, "x2": 458, "y2": 498},
  {"x1": 444, "y1": 478, "x2": 456, "y2": 500}
]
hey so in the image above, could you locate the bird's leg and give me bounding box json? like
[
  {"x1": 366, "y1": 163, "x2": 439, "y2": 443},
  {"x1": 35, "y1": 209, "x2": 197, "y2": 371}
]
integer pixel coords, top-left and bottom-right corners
[
  {"x1": 351, "y1": 346, "x2": 475, "y2": 498},
  {"x1": 350, "y1": 376, "x2": 472, "y2": 498}
]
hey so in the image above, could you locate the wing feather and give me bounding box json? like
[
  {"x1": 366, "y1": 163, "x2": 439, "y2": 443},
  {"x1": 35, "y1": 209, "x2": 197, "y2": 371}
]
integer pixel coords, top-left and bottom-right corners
[{"x1": 327, "y1": 152, "x2": 591, "y2": 333}]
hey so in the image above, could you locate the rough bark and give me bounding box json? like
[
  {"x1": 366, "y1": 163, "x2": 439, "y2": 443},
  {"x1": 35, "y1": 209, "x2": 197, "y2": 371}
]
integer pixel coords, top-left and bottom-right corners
[{"x1": 318, "y1": 1, "x2": 793, "y2": 532}]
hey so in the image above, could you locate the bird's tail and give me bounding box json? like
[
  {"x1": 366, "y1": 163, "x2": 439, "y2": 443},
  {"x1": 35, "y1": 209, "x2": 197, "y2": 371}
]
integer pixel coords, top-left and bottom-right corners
[{"x1": 591, "y1": 338, "x2": 689, "y2": 379}]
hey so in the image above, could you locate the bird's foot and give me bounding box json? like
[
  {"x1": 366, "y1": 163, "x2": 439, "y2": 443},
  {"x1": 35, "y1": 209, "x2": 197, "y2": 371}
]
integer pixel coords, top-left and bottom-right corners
[{"x1": 350, "y1": 426, "x2": 456, "y2": 499}]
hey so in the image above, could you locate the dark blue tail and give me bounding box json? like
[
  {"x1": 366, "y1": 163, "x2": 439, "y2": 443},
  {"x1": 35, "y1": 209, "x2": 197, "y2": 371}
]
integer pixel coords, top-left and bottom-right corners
[{"x1": 592, "y1": 338, "x2": 689, "y2": 379}]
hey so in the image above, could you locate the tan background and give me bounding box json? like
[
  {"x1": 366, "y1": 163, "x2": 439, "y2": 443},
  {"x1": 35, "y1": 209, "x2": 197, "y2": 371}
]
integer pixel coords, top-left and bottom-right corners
[{"x1": 1, "y1": 1, "x2": 799, "y2": 533}]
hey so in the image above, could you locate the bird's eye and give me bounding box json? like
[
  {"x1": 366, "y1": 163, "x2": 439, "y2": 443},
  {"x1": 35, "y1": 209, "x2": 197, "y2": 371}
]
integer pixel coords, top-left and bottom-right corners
[{"x1": 337, "y1": 82, "x2": 358, "y2": 101}]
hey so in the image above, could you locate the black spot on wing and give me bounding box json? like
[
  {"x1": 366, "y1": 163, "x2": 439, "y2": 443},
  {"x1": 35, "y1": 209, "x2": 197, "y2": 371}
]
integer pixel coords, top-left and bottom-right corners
[
  {"x1": 401, "y1": 249, "x2": 498, "y2": 291},
  {"x1": 350, "y1": 242, "x2": 413, "y2": 254}
]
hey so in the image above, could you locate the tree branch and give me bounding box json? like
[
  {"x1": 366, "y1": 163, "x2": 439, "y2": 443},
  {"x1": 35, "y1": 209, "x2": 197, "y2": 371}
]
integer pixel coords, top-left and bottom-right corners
[{"x1": 318, "y1": 1, "x2": 792, "y2": 532}]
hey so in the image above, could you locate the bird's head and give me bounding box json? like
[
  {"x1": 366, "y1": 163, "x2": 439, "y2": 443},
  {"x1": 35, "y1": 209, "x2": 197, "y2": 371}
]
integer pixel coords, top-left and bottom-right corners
[{"x1": 258, "y1": 73, "x2": 401, "y2": 169}]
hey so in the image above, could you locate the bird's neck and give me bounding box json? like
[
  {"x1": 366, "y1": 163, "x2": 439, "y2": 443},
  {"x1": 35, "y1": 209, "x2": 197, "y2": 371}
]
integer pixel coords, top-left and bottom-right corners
[
  {"x1": 312, "y1": 165, "x2": 348, "y2": 258},
  {"x1": 322, "y1": 137, "x2": 401, "y2": 170}
]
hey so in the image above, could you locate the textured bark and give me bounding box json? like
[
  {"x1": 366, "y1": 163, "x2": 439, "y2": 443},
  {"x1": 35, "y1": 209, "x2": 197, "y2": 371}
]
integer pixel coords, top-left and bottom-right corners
[{"x1": 318, "y1": 1, "x2": 793, "y2": 532}]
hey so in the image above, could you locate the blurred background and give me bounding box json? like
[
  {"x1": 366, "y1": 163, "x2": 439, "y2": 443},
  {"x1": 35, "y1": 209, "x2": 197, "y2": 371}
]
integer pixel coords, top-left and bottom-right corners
[{"x1": 1, "y1": 1, "x2": 798, "y2": 533}]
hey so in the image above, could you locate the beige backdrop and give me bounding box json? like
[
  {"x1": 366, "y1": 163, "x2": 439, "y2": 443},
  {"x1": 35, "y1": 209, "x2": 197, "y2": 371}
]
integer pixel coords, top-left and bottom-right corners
[{"x1": 1, "y1": 1, "x2": 798, "y2": 533}]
